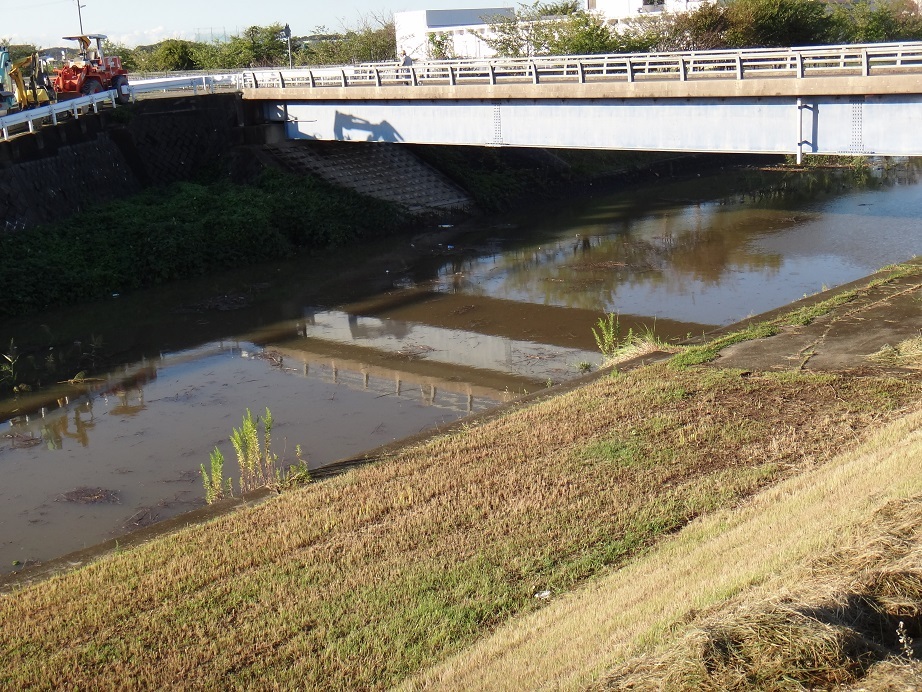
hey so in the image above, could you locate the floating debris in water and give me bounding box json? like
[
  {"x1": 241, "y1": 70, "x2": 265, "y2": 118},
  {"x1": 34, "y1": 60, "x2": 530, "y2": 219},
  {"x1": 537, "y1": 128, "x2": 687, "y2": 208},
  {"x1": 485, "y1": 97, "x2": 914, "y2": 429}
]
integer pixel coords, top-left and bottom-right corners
[{"x1": 56, "y1": 487, "x2": 121, "y2": 504}]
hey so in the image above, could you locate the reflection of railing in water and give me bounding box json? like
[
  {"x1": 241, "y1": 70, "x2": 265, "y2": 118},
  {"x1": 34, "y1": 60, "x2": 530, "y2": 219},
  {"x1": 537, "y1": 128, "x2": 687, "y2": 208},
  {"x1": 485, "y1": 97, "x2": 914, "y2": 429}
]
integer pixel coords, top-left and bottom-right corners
[{"x1": 246, "y1": 347, "x2": 510, "y2": 416}]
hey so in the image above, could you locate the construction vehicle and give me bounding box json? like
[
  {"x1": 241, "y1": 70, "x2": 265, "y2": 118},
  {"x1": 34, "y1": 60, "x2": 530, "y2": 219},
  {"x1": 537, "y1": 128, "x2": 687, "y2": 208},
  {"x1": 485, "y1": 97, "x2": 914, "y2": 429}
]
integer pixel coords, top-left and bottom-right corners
[
  {"x1": 0, "y1": 47, "x2": 54, "y2": 114},
  {"x1": 52, "y1": 34, "x2": 129, "y2": 103},
  {"x1": 9, "y1": 53, "x2": 54, "y2": 109}
]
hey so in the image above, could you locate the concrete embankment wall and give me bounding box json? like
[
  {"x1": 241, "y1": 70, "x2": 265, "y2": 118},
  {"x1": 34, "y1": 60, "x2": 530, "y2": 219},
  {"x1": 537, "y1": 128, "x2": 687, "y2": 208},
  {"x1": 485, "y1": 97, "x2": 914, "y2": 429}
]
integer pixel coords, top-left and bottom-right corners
[
  {"x1": 0, "y1": 95, "x2": 245, "y2": 231},
  {"x1": 0, "y1": 94, "x2": 474, "y2": 232}
]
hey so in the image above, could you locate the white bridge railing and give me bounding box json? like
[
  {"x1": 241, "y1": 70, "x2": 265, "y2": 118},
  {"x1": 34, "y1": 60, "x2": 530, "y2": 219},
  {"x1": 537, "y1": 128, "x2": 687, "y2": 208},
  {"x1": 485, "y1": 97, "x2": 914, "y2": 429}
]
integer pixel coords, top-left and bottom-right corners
[
  {"x1": 235, "y1": 41, "x2": 922, "y2": 89},
  {"x1": 4, "y1": 41, "x2": 922, "y2": 141},
  {"x1": 0, "y1": 90, "x2": 120, "y2": 141}
]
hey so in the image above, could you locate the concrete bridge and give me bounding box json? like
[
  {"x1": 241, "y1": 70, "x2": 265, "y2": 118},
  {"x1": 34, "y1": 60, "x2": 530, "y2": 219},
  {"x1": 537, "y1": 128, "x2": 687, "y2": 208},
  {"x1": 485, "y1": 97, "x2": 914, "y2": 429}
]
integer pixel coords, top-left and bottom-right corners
[
  {"x1": 235, "y1": 42, "x2": 922, "y2": 163},
  {"x1": 6, "y1": 42, "x2": 922, "y2": 163}
]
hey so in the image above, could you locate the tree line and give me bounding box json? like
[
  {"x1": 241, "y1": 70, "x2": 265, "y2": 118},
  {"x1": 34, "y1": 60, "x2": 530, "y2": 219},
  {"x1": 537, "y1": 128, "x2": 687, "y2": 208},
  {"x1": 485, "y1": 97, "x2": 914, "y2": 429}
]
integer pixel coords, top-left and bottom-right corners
[
  {"x1": 105, "y1": 18, "x2": 398, "y2": 72},
  {"x1": 3, "y1": 16, "x2": 396, "y2": 73},
  {"x1": 483, "y1": 0, "x2": 922, "y2": 57}
]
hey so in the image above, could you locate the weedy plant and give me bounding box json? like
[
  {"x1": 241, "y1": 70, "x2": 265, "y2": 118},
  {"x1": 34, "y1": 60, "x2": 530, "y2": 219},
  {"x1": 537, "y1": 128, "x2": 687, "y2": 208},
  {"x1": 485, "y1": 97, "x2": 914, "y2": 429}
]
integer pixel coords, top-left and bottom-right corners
[
  {"x1": 593, "y1": 314, "x2": 677, "y2": 365},
  {"x1": 201, "y1": 407, "x2": 311, "y2": 504},
  {"x1": 593, "y1": 312, "x2": 633, "y2": 361}
]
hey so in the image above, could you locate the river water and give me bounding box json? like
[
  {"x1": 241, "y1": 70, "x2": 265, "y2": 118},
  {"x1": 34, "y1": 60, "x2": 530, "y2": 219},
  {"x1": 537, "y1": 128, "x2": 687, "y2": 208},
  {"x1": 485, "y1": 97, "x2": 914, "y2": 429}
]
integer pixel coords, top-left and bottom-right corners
[{"x1": 1, "y1": 161, "x2": 920, "y2": 572}]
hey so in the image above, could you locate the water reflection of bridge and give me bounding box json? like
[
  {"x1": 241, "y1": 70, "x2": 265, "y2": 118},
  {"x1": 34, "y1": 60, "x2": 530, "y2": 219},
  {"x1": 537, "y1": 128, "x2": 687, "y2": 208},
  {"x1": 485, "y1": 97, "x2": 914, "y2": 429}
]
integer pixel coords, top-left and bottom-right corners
[{"x1": 256, "y1": 347, "x2": 511, "y2": 416}]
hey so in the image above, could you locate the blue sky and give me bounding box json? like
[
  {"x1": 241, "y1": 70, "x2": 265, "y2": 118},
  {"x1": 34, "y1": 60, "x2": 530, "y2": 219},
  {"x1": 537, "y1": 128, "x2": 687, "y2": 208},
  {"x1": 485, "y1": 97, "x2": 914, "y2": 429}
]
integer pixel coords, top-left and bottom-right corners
[{"x1": 2, "y1": 0, "x2": 509, "y2": 48}]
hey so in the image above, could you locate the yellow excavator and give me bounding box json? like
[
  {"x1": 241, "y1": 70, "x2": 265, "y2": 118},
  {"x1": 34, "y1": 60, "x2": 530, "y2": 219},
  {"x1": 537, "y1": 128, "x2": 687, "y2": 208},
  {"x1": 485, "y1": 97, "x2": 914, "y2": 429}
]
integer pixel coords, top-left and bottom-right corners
[{"x1": 8, "y1": 52, "x2": 54, "y2": 110}]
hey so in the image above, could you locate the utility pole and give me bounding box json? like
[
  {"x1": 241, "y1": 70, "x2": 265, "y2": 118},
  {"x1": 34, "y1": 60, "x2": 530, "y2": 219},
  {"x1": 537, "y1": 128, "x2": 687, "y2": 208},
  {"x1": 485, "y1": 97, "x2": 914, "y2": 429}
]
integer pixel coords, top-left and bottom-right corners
[{"x1": 75, "y1": 0, "x2": 86, "y2": 34}]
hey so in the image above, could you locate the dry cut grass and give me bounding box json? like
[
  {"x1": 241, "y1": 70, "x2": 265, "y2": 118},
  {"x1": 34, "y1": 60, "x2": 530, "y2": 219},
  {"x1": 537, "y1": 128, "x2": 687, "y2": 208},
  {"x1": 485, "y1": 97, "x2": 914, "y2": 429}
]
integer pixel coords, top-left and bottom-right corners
[
  {"x1": 869, "y1": 336, "x2": 922, "y2": 370},
  {"x1": 605, "y1": 491, "x2": 922, "y2": 690},
  {"x1": 406, "y1": 408, "x2": 922, "y2": 690},
  {"x1": 0, "y1": 366, "x2": 919, "y2": 689}
]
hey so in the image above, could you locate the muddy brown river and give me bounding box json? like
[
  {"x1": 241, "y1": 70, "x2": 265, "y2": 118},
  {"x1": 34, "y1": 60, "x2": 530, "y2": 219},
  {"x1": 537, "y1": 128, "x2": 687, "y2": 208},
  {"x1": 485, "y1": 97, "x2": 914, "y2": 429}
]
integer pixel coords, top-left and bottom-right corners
[{"x1": 1, "y1": 162, "x2": 920, "y2": 572}]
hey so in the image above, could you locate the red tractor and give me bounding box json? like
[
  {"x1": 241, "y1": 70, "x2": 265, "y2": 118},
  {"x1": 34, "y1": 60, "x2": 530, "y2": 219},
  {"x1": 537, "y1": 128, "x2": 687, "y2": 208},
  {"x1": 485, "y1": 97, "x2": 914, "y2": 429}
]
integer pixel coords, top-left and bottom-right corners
[{"x1": 53, "y1": 34, "x2": 129, "y2": 104}]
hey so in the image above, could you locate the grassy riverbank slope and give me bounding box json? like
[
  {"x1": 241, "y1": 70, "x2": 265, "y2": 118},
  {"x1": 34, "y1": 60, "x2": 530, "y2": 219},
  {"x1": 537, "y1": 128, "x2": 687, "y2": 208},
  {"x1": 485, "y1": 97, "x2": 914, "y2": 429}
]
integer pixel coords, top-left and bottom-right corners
[{"x1": 1, "y1": 262, "x2": 920, "y2": 689}]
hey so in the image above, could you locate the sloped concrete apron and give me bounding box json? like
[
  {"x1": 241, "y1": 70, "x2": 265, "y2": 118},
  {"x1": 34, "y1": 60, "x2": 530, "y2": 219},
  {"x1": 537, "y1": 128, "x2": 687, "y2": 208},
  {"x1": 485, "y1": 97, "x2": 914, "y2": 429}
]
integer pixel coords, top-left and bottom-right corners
[{"x1": 715, "y1": 260, "x2": 921, "y2": 374}]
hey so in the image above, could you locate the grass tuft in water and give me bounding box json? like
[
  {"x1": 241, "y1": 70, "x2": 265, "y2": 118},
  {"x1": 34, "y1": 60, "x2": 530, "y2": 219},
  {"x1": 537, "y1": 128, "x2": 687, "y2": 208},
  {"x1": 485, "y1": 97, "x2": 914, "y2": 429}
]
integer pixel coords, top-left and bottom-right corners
[{"x1": 202, "y1": 408, "x2": 311, "y2": 504}]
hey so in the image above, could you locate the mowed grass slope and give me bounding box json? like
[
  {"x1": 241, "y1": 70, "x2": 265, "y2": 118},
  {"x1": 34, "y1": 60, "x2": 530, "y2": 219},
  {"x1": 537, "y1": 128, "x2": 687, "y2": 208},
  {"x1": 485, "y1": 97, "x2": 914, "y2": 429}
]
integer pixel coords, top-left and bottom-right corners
[
  {"x1": 409, "y1": 407, "x2": 922, "y2": 690},
  {"x1": 1, "y1": 362, "x2": 919, "y2": 689}
]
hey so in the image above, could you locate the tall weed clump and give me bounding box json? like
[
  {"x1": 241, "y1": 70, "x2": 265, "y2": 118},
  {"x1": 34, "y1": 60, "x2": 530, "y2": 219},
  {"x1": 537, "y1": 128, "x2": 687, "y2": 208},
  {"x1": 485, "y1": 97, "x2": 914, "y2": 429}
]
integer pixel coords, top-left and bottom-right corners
[{"x1": 201, "y1": 407, "x2": 310, "y2": 504}]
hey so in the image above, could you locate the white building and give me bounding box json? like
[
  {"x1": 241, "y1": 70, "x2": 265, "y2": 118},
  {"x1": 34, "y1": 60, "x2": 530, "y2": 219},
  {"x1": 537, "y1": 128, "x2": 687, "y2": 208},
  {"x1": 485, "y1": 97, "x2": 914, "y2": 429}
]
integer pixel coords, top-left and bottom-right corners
[
  {"x1": 395, "y1": 8, "x2": 514, "y2": 60},
  {"x1": 592, "y1": 0, "x2": 707, "y2": 21},
  {"x1": 395, "y1": 1, "x2": 708, "y2": 61}
]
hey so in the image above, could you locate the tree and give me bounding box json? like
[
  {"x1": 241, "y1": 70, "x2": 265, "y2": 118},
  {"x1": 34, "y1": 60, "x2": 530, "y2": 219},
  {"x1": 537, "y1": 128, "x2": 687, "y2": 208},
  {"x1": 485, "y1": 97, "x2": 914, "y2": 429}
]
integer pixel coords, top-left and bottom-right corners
[
  {"x1": 220, "y1": 24, "x2": 289, "y2": 67},
  {"x1": 724, "y1": 0, "x2": 832, "y2": 47},
  {"x1": 301, "y1": 15, "x2": 395, "y2": 65},
  {"x1": 427, "y1": 32, "x2": 455, "y2": 60},
  {"x1": 484, "y1": 1, "x2": 619, "y2": 57},
  {"x1": 828, "y1": 0, "x2": 922, "y2": 43},
  {"x1": 546, "y1": 11, "x2": 621, "y2": 54},
  {"x1": 6, "y1": 44, "x2": 38, "y2": 62},
  {"x1": 667, "y1": 2, "x2": 732, "y2": 51},
  {"x1": 152, "y1": 39, "x2": 198, "y2": 71}
]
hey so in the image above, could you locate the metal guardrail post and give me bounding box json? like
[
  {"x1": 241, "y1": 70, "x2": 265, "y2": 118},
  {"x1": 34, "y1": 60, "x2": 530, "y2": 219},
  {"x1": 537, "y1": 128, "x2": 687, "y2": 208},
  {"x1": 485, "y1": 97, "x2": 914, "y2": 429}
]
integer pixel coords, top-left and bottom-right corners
[
  {"x1": 625, "y1": 58, "x2": 634, "y2": 83},
  {"x1": 308, "y1": 70, "x2": 315, "y2": 88},
  {"x1": 373, "y1": 68, "x2": 381, "y2": 87},
  {"x1": 531, "y1": 62, "x2": 539, "y2": 84},
  {"x1": 448, "y1": 66, "x2": 456, "y2": 86},
  {"x1": 736, "y1": 55, "x2": 743, "y2": 80},
  {"x1": 488, "y1": 64, "x2": 496, "y2": 85},
  {"x1": 679, "y1": 57, "x2": 687, "y2": 81},
  {"x1": 862, "y1": 49, "x2": 870, "y2": 77},
  {"x1": 796, "y1": 52, "x2": 804, "y2": 78},
  {"x1": 339, "y1": 69, "x2": 346, "y2": 87},
  {"x1": 577, "y1": 61, "x2": 585, "y2": 84}
]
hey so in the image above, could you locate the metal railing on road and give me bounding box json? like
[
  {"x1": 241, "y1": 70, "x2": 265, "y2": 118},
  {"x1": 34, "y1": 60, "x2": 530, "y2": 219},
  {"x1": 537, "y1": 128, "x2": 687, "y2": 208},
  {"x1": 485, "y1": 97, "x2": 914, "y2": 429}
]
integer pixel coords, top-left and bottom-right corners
[
  {"x1": 233, "y1": 41, "x2": 922, "y2": 90},
  {"x1": 0, "y1": 76, "x2": 239, "y2": 142},
  {"x1": 0, "y1": 89, "x2": 121, "y2": 141}
]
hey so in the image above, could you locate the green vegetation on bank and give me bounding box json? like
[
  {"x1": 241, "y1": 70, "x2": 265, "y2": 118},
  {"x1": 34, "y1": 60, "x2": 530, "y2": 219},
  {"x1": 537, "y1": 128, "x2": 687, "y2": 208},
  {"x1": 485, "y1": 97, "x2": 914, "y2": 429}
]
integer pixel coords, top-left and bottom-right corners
[
  {"x1": 585, "y1": 262, "x2": 920, "y2": 370},
  {"x1": 0, "y1": 170, "x2": 406, "y2": 320}
]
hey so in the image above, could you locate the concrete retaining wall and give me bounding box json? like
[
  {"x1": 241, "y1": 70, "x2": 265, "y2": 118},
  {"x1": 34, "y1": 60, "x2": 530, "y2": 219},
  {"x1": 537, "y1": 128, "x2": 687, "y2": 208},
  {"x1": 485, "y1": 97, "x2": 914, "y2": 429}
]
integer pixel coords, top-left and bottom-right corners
[{"x1": 0, "y1": 94, "x2": 243, "y2": 231}]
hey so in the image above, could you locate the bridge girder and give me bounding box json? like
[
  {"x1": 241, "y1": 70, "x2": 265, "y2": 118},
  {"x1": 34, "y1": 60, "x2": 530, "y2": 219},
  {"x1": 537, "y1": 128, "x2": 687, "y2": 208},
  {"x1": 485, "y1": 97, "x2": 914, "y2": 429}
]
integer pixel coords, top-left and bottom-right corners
[{"x1": 265, "y1": 94, "x2": 922, "y2": 160}]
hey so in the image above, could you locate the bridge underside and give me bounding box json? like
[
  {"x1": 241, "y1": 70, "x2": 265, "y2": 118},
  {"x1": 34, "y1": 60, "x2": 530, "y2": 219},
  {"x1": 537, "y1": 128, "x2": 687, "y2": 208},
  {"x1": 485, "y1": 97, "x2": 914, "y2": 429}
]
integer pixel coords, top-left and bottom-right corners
[{"x1": 266, "y1": 96, "x2": 922, "y2": 158}]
